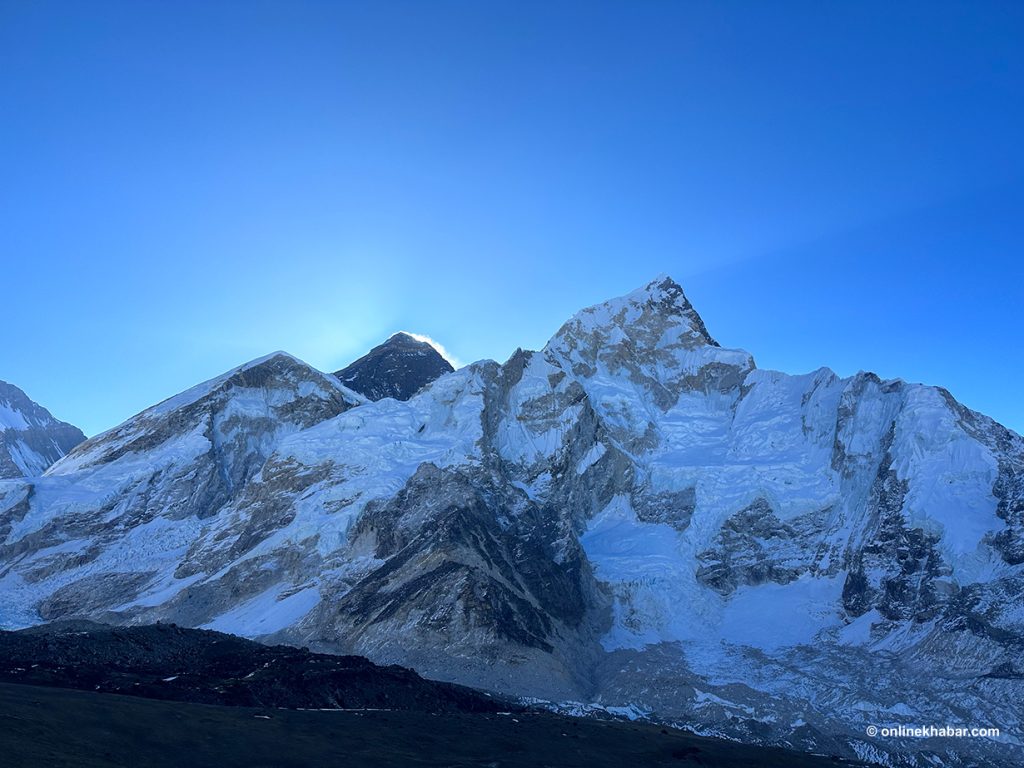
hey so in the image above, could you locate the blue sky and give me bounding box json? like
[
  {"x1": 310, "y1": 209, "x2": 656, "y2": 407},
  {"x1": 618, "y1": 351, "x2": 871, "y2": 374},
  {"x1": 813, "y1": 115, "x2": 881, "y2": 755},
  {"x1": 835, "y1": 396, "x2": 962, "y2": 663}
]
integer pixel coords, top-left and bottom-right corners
[{"x1": 2, "y1": 1, "x2": 1022, "y2": 436}]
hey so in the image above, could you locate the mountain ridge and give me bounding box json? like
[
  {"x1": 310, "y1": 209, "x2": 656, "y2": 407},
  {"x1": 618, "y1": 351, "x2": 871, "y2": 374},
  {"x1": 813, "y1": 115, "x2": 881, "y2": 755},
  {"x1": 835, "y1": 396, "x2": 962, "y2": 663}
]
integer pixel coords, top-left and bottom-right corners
[
  {"x1": 0, "y1": 379, "x2": 85, "y2": 479},
  {"x1": 1, "y1": 276, "x2": 1020, "y2": 767}
]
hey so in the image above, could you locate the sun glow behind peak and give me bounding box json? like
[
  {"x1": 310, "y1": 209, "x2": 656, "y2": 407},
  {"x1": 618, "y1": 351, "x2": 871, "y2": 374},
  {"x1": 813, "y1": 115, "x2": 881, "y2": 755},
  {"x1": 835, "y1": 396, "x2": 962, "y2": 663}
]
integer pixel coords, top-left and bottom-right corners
[{"x1": 401, "y1": 331, "x2": 463, "y2": 369}]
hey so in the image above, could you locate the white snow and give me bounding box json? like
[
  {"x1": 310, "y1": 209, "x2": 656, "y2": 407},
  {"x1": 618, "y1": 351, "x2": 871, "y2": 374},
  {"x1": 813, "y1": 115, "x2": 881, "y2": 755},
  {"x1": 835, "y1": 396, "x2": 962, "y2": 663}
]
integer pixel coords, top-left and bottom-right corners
[
  {"x1": 0, "y1": 403, "x2": 29, "y2": 431},
  {"x1": 838, "y1": 609, "x2": 883, "y2": 646},
  {"x1": 203, "y1": 584, "x2": 321, "y2": 636},
  {"x1": 576, "y1": 443, "x2": 606, "y2": 475},
  {"x1": 581, "y1": 495, "x2": 714, "y2": 649},
  {"x1": 719, "y1": 575, "x2": 845, "y2": 651},
  {"x1": 891, "y1": 386, "x2": 1004, "y2": 578}
]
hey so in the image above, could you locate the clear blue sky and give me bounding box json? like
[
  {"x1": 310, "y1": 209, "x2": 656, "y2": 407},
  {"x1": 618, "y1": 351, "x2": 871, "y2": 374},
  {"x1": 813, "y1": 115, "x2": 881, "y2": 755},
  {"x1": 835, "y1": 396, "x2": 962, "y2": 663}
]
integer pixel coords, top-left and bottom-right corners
[{"x1": 2, "y1": 1, "x2": 1022, "y2": 436}]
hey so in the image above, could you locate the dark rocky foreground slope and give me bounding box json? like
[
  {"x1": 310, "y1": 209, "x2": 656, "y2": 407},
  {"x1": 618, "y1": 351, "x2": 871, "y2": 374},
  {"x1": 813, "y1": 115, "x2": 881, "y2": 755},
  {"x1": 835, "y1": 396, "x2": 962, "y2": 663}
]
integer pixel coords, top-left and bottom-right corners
[
  {"x1": 0, "y1": 621, "x2": 499, "y2": 712},
  {"x1": 0, "y1": 627, "x2": 863, "y2": 768},
  {"x1": 0, "y1": 683, "x2": 868, "y2": 768}
]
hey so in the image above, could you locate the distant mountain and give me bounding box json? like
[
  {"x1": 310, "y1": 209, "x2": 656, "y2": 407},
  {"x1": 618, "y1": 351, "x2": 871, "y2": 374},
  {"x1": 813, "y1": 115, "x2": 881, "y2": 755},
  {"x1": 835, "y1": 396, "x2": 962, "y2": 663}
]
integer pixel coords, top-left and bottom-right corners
[
  {"x1": 0, "y1": 380, "x2": 84, "y2": 479},
  {"x1": 1, "y1": 278, "x2": 1022, "y2": 767},
  {"x1": 334, "y1": 332, "x2": 454, "y2": 401},
  {"x1": 0, "y1": 352, "x2": 363, "y2": 629}
]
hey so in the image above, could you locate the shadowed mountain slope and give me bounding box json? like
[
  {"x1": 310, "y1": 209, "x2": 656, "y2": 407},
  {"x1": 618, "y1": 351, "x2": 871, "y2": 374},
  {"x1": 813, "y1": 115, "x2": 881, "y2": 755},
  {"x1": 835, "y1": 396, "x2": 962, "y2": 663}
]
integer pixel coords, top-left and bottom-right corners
[
  {"x1": 0, "y1": 379, "x2": 84, "y2": 479},
  {"x1": 333, "y1": 332, "x2": 455, "y2": 401}
]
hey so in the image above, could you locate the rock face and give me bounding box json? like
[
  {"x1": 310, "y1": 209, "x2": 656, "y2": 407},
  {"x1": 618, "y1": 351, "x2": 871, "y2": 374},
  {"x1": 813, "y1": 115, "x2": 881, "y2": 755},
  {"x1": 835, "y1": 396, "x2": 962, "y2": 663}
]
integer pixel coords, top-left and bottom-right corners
[
  {"x1": 0, "y1": 380, "x2": 85, "y2": 479},
  {"x1": 1, "y1": 278, "x2": 1022, "y2": 767},
  {"x1": 333, "y1": 332, "x2": 455, "y2": 401}
]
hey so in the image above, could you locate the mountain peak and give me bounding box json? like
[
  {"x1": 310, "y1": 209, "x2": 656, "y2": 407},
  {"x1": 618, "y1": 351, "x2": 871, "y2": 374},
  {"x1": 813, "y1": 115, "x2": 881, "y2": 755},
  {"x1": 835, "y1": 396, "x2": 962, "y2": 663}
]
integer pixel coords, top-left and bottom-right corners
[
  {"x1": 334, "y1": 333, "x2": 455, "y2": 401},
  {"x1": 51, "y1": 351, "x2": 360, "y2": 478},
  {"x1": 634, "y1": 273, "x2": 683, "y2": 301},
  {"x1": 624, "y1": 275, "x2": 719, "y2": 347},
  {"x1": 545, "y1": 276, "x2": 722, "y2": 368},
  {"x1": 140, "y1": 351, "x2": 347, "y2": 420},
  {"x1": 0, "y1": 379, "x2": 85, "y2": 478},
  {"x1": 385, "y1": 331, "x2": 426, "y2": 346}
]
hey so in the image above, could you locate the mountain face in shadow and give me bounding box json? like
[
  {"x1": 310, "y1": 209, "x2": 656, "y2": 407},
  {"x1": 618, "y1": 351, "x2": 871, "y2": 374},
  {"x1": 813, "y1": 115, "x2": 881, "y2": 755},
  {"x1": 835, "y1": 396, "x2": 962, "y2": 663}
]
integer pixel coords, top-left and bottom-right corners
[{"x1": 333, "y1": 332, "x2": 454, "y2": 401}]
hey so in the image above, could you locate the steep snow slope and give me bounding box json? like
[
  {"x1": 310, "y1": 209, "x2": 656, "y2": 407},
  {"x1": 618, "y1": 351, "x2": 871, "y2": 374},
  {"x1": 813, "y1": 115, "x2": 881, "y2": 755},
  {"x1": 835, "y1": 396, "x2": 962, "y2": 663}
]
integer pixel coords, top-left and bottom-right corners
[
  {"x1": 0, "y1": 380, "x2": 85, "y2": 479},
  {"x1": 1, "y1": 278, "x2": 1021, "y2": 766},
  {"x1": 0, "y1": 352, "x2": 362, "y2": 628}
]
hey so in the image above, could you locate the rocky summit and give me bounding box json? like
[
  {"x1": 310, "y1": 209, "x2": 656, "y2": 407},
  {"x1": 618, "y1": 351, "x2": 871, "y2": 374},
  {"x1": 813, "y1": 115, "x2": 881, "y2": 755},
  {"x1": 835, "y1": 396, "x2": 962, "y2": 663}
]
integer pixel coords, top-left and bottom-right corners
[
  {"x1": 0, "y1": 379, "x2": 85, "y2": 479},
  {"x1": 333, "y1": 331, "x2": 455, "y2": 401},
  {"x1": 1, "y1": 276, "x2": 1022, "y2": 767}
]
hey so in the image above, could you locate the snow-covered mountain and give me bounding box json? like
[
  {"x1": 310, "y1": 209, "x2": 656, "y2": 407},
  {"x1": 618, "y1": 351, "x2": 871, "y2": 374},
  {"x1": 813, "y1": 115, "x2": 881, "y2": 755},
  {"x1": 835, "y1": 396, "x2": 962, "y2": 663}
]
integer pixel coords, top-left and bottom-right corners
[
  {"x1": 1, "y1": 278, "x2": 1021, "y2": 766},
  {"x1": 334, "y1": 332, "x2": 454, "y2": 401},
  {"x1": 0, "y1": 380, "x2": 85, "y2": 479}
]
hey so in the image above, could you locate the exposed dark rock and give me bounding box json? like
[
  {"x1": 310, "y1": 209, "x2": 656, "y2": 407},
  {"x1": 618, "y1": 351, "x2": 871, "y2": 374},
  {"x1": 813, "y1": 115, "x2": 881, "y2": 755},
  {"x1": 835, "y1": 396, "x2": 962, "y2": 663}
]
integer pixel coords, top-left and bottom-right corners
[
  {"x1": 633, "y1": 487, "x2": 696, "y2": 531},
  {"x1": 334, "y1": 332, "x2": 454, "y2": 401},
  {"x1": 337, "y1": 463, "x2": 586, "y2": 655},
  {"x1": 0, "y1": 678, "x2": 859, "y2": 768},
  {"x1": 0, "y1": 621, "x2": 503, "y2": 712},
  {"x1": 842, "y1": 466, "x2": 951, "y2": 622},
  {"x1": 696, "y1": 498, "x2": 825, "y2": 594}
]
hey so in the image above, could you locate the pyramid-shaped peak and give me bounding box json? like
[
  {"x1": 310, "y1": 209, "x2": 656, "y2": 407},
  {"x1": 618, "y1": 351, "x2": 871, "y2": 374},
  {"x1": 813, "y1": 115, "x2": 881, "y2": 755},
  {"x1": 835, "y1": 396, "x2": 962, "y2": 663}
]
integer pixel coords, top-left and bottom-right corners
[
  {"x1": 549, "y1": 275, "x2": 720, "y2": 353},
  {"x1": 334, "y1": 332, "x2": 455, "y2": 402},
  {"x1": 623, "y1": 275, "x2": 717, "y2": 344},
  {"x1": 385, "y1": 332, "x2": 428, "y2": 346},
  {"x1": 630, "y1": 274, "x2": 685, "y2": 303}
]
